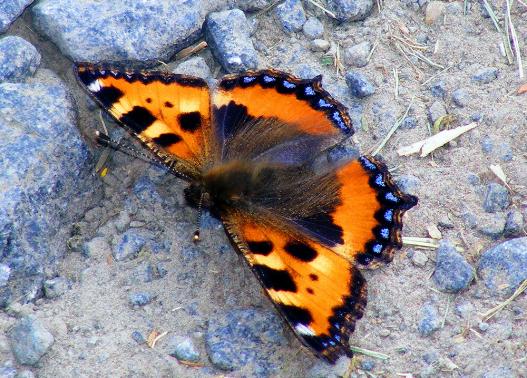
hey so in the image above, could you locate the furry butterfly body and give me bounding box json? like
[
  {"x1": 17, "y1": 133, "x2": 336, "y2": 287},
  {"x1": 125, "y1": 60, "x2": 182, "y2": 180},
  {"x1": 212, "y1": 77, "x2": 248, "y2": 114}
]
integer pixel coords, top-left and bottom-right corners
[{"x1": 75, "y1": 64, "x2": 417, "y2": 362}]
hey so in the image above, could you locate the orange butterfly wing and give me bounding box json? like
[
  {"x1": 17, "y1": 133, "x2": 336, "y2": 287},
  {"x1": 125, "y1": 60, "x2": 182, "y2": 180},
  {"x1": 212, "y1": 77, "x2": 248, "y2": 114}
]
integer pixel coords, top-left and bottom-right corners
[
  {"x1": 75, "y1": 63, "x2": 213, "y2": 178},
  {"x1": 212, "y1": 70, "x2": 353, "y2": 151},
  {"x1": 222, "y1": 215, "x2": 367, "y2": 362}
]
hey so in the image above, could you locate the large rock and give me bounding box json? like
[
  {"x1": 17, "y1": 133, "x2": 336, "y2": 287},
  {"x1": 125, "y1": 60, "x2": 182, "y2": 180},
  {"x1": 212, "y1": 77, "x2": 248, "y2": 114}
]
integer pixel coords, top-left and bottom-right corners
[
  {"x1": 31, "y1": 0, "x2": 222, "y2": 64},
  {"x1": 205, "y1": 9, "x2": 258, "y2": 73},
  {"x1": 0, "y1": 75, "x2": 100, "y2": 305},
  {"x1": 478, "y1": 237, "x2": 527, "y2": 296},
  {"x1": 0, "y1": 0, "x2": 34, "y2": 33},
  {"x1": 0, "y1": 36, "x2": 41, "y2": 82}
]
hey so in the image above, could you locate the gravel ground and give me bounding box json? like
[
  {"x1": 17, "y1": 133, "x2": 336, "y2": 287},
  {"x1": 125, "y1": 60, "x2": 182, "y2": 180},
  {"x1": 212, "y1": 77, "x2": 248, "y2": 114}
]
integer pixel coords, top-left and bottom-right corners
[{"x1": 1, "y1": 0, "x2": 526, "y2": 377}]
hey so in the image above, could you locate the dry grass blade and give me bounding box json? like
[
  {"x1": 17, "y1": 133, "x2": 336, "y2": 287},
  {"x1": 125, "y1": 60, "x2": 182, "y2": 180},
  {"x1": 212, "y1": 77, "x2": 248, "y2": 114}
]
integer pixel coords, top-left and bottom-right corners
[
  {"x1": 481, "y1": 279, "x2": 527, "y2": 321},
  {"x1": 147, "y1": 330, "x2": 168, "y2": 348},
  {"x1": 489, "y1": 164, "x2": 511, "y2": 189},
  {"x1": 306, "y1": 0, "x2": 337, "y2": 19},
  {"x1": 349, "y1": 346, "x2": 390, "y2": 360},
  {"x1": 397, "y1": 122, "x2": 478, "y2": 157},
  {"x1": 482, "y1": 0, "x2": 502, "y2": 32},
  {"x1": 174, "y1": 40, "x2": 207, "y2": 61},
  {"x1": 403, "y1": 237, "x2": 464, "y2": 252},
  {"x1": 517, "y1": 82, "x2": 527, "y2": 94},
  {"x1": 371, "y1": 99, "x2": 413, "y2": 156},
  {"x1": 393, "y1": 67, "x2": 399, "y2": 98},
  {"x1": 506, "y1": 0, "x2": 524, "y2": 79}
]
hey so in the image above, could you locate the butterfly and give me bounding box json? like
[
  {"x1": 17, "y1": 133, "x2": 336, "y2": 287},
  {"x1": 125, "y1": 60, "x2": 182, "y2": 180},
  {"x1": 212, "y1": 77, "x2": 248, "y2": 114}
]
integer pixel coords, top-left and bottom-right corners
[{"x1": 75, "y1": 63, "x2": 417, "y2": 363}]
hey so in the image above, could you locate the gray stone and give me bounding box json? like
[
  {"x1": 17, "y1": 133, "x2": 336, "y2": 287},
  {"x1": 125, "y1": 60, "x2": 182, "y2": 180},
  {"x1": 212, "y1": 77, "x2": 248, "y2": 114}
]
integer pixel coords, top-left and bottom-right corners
[
  {"x1": 418, "y1": 302, "x2": 441, "y2": 336},
  {"x1": 205, "y1": 9, "x2": 258, "y2": 73},
  {"x1": 478, "y1": 322, "x2": 490, "y2": 332},
  {"x1": 113, "y1": 230, "x2": 147, "y2": 261},
  {"x1": 228, "y1": 0, "x2": 271, "y2": 12},
  {"x1": 131, "y1": 331, "x2": 146, "y2": 344},
  {"x1": 400, "y1": 116, "x2": 418, "y2": 129},
  {"x1": 0, "y1": 264, "x2": 10, "y2": 286},
  {"x1": 0, "y1": 78, "x2": 99, "y2": 302},
  {"x1": 345, "y1": 71, "x2": 375, "y2": 98},
  {"x1": 504, "y1": 210, "x2": 524, "y2": 237},
  {"x1": 429, "y1": 80, "x2": 446, "y2": 99},
  {"x1": 302, "y1": 17, "x2": 324, "y2": 39},
  {"x1": 167, "y1": 336, "x2": 200, "y2": 363},
  {"x1": 478, "y1": 214, "x2": 506, "y2": 239},
  {"x1": 310, "y1": 39, "x2": 330, "y2": 52},
  {"x1": 173, "y1": 56, "x2": 211, "y2": 78},
  {"x1": 0, "y1": 36, "x2": 41, "y2": 83},
  {"x1": 477, "y1": 237, "x2": 527, "y2": 296},
  {"x1": 452, "y1": 88, "x2": 469, "y2": 107},
  {"x1": 16, "y1": 370, "x2": 36, "y2": 378},
  {"x1": 206, "y1": 308, "x2": 286, "y2": 371},
  {"x1": 472, "y1": 67, "x2": 499, "y2": 84},
  {"x1": 275, "y1": 0, "x2": 306, "y2": 32},
  {"x1": 129, "y1": 292, "x2": 155, "y2": 307},
  {"x1": 43, "y1": 277, "x2": 68, "y2": 299},
  {"x1": 432, "y1": 241, "x2": 474, "y2": 293},
  {"x1": 343, "y1": 41, "x2": 371, "y2": 68},
  {"x1": 428, "y1": 101, "x2": 447, "y2": 123},
  {"x1": 8, "y1": 316, "x2": 54, "y2": 366},
  {"x1": 483, "y1": 183, "x2": 510, "y2": 213},
  {"x1": 32, "y1": 0, "x2": 221, "y2": 64},
  {"x1": 328, "y1": 0, "x2": 374, "y2": 22},
  {"x1": 395, "y1": 175, "x2": 420, "y2": 196},
  {"x1": 411, "y1": 250, "x2": 429, "y2": 267},
  {"x1": 481, "y1": 136, "x2": 493, "y2": 154},
  {"x1": 0, "y1": 0, "x2": 34, "y2": 33},
  {"x1": 454, "y1": 301, "x2": 474, "y2": 319}
]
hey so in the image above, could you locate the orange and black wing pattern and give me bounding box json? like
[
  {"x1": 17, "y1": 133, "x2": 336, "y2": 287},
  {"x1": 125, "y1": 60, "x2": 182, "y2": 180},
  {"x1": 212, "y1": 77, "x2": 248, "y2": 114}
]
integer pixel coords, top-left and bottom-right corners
[
  {"x1": 75, "y1": 63, "x2": 213, "y2": 179},
  {"x1": 222, "y1": 215, "x2": 367, "y2": 363},
  {"x1": 212, "y1": 69, "x2": 353, "y2": 157},
  {"x1": 292, "y1": 155, "x2": 418, "y2": 266}
]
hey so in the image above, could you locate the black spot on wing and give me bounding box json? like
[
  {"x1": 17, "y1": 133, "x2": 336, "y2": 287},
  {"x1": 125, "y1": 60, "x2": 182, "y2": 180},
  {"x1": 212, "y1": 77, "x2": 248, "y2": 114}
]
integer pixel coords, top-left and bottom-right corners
[
  {"x1": 120, "y1": 106, "x2": 157, "y2": 134},
  {"x1": 213, "y1": 101, "x2": 255, "y2": 141},
  {"x1": 284, "y1": 241, "x2": 317, "y2": 262},
  {"x1": 247, "y1": 241, "x2": 273, "y2": 256},
  {"x1": 152, "y1": 133, "x2": 182, "y2": 147},
  {"x1": 77, "y1": 67, "x2": 104, "y2": 85},
  {"x1": 164, "y1": 101, "x2": 174, "y2": 108},
  {"x1": 296, "y1": 212, "x2": 344, "y2": 247},
  {"x1": 178, "y1": 111, "x2": 202, "y2": 132},
  {"x1": 96, "y1": 85, "x2": 124, "y2": 108},
  {"x1": 309, "y1": 273, "x2": 318, "y2": 281},
  {"x1": 279, "y1": 304, "x2": 313, "y2": 325},
  {"x1": 253, "y1": 265, "x2": 297, "y2": 292}
]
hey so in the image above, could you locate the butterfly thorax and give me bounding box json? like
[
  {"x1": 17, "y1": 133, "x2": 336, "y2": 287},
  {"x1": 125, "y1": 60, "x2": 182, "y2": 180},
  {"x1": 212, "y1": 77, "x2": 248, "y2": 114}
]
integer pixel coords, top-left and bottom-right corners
[{"x1": 192, "y1": 160, "x2": 280, "y2": 212}]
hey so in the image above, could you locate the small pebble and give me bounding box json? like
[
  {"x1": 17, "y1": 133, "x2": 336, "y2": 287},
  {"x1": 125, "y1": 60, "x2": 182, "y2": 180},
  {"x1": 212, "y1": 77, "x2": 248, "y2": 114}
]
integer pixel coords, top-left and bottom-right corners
[
  {"x1": 472, "y1": 67, "x2": 498, "y2": 84},
  {"x1": 395, "y1": 175, "x2": 420, "y2": 196},
  {"x1": 328, "y1": 0, "x2": 374, "y2": 22},
  {"x1": 429, "y1": 80, "x2": 446, "y2": 99},
  {"x1": 432, "y1": 241, "x2": 474, "y2": 293},
  {"x1": 504, "y1": 210, "x2": 524, "y2": 237},
  {"x1": 477, "y1": 237, "x2": 527, "y2": 296},
  {"x1": 400, "y1": 116, "x2": 418, "y2": 129},
  {"x1": 478, "y1": 214, "x2": 507, "y2": 239},
  {"x1": 310, "y1": 39, "x2": 330, "y2": 52},
  {"x1": 8, "y1": 316, "x2": 54, "y2": 366},
  {"x1": 167, "y1": 336, "x2": 200, "y2": 363},
  {"x1": 173, "y1": 56, "x2": 211, "y2": 78},
  {"x1": 343, "y1": 41, "x2": 371, "y2": 68},
  {"x1": 128, "y1": 292, "x2": 155, "y2": 307},
  {"x1": 478, "y1": 322, "x2": 490, "y2": 332},
  {"x1": 275, "y1": 0, "x2": 306, "y2": 32},
  {"x1": 452, "y1": 88, "x2": 469, "y2": 107},
  {"x1": 360, "y1": 359, "x2": 375, "y2": 371},
  {"x1": 428, "y1": 101, "x2": 447, "y2": 124},
  {"x1": 411, "y1": 250, "x2": 429, "y2": 267},
  {"x1": 418, "y1": 303, "x2": 441, "y2": 337},
  {"x1": 425, "y1": 1, "x2": 445, "y2": 24},
  {"x1": 113, "y1": 230, "x2": 147, "y2": 261},
  {"x1": 345, "y1": 71, "x2": 375, "y2": 98},
  {"x1": 43, "y1": 277, "x2": 68, "y2": 299},
  {"x1": 131, "y1": 331, "x2": 146, "y2": 344},
  {"x1": 302, "y1": 16, "x2": 324, "y2": 39},
  {"x1": 483, "y1": 183, "x2": 510, "y2": 213}
]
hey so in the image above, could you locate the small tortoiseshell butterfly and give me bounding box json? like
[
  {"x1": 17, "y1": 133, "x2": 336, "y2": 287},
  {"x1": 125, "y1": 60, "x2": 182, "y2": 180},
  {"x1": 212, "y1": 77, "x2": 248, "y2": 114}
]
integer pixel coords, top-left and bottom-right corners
[{"x1": 75, "y1": 63, "x2": 417, "y2": 363}]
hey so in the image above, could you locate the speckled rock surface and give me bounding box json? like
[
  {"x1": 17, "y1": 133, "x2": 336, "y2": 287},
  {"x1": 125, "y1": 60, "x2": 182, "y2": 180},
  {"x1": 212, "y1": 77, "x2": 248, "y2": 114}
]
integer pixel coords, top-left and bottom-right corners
[
  {"x1": 0, "y1": 36, "x2": 40, "y2": 82},
  {"x1": 0, "y1": 0, "x2": 34, "y2": 33}
]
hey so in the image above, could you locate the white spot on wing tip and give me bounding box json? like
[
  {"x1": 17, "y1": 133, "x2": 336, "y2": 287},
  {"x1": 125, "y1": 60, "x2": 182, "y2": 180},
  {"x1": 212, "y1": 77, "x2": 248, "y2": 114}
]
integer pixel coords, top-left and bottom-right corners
[
  {"x1": 295, "y1": 323, "x2": 316, "y2": 337},
  {"x1": 87, "y1": 79, "x2": 101, "y2": 92}
]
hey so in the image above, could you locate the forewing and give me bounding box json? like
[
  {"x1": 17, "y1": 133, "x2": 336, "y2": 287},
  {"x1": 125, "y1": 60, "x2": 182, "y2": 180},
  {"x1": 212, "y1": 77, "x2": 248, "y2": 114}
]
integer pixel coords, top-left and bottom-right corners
[
  {"x1": 211, "y1": 69, "x2": 353, "y2": 163},
  {"x1": 75, "y1": 63, "x2": 214, "y2": 178},
  {"x1": 222, "y1": 214, "x2": 367, "y2": 363}
]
